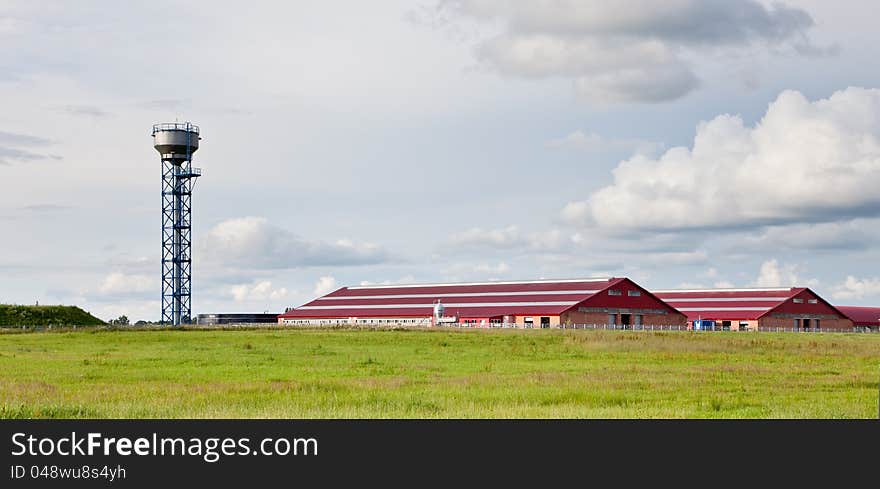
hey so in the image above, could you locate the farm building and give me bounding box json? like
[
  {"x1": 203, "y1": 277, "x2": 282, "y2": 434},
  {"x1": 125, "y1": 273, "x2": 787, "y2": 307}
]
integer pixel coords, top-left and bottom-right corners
[
  {"x1": 195, "y1": 313, "x2": 280, "y2": 325},
  {"x1": 836, "y1": 306, "x2": 880, "y2": 331},
  {"x1": 278, "y1": 278, "x2": 687, "y2": 328},
  {"x1": 652, "y1": 287, "x2": 854, "y2": 331}
]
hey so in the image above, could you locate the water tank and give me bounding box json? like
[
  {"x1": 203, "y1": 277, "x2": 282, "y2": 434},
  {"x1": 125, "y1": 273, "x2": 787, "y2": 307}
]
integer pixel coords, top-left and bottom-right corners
[{"x1": 152, "y1": 122, "x2": 200, "y2": 160}]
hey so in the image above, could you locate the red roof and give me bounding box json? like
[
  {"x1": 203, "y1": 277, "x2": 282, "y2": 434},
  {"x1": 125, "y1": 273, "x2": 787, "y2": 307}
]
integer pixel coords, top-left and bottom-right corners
[
  {"x1": 280, "y1": 278, "x2": 622, "y2": 319},
  {"x1": 837, "y1": 306, "x2": 880, "y2": 326},
  {"x1": 652, "y1": 287, "x2": 845, "y2": 322}
]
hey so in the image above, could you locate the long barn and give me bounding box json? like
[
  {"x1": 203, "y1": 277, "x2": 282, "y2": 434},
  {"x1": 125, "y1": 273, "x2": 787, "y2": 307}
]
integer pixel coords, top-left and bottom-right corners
[
  {"x1": 278, "y1": 278, "x2": 687, "y2": 328},
  {"x1": 652, "y1": 287, "x2": 854, "y2": 331}
]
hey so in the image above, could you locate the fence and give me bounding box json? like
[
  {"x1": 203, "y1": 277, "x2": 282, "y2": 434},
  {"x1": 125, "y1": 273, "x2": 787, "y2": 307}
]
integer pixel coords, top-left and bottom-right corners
[
  {"x1": 438, "y1": 322, "x2": 879, "y2": 333},
  {"x1": 3, "y1": 322, "x2": 878, "y2": 334}
]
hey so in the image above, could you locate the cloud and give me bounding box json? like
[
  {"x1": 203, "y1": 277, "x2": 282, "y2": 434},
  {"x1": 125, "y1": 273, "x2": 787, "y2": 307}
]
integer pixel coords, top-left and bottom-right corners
[
  {"x1": 571, "y1": 87, "x2": 880, "y2": 231},
  {"x1": 0, "y1": 131, "x2": 51, "y2": 146},
  {"x1": 54, "y1": 104, "x2": 110, "y2": 118},
  {"x1": 473, "y1": 262, "x2": 510, "y2": 274},
  {"x1": 19, "y1": 204, "x2": 72, "y2": 212},
  {"x1": 548, "y1": 130, "x2": 664, "y2": 155},
  {"x1": 439, "y1": 0, "x2": 822, "y2": 103},
  {"x1": 0, "y1": 130, "x2": 60, "y2": 165},
  {"x1": 358, "y1": 276, "x2": 417, "y2": 287},
  {"x1": 831, "y1": 276, "x2": 880, "y2": 301},
  {"x1": 446, "y1": 225, "x2": 569, "y2": 252},
  {"x1": 750, "y1": 259, "x2": 816, "y2": 288},
  {"x1": 78, "y1": 272, "x2": 153, "y2": 302},
  {"x1": 313, "y1": 276, "x2": 338, "y2": 296},
  {"x1": 448, "y1": 225, "x2": 523, "y2": 248},
  {"x1": 97, "y1": 272, "x2": 152, "y2": 295},
  {"x1": 735, "y1": 219, "x2": 880, "y2": 252},
  {"x1": 230, "y1": 281, "x2": 289, "y2": 303},
  {"x1": 202, "y1": 217, "x2": 393, "y2": 269}
]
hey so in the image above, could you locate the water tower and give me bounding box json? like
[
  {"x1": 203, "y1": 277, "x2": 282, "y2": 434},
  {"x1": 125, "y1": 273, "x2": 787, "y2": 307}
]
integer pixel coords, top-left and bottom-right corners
[{"x1": 152, "y1": 122, "x2": 202, "y2": 325}]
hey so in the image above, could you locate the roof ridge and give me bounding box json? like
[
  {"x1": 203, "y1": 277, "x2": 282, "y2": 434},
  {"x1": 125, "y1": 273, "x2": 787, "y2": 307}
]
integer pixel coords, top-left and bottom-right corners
[
  {"x1": 652, "y1": 287, "x2": 795, "y2": 293},
  {"x1": 348, "y1": 277, "x2": 614, "y2": 290}
]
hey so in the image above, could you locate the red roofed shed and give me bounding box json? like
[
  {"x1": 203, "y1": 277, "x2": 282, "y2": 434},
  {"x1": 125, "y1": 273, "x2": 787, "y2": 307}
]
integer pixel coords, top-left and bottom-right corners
[{"x1": 836, "y1": 306, "x2": 880, "y2": 331}]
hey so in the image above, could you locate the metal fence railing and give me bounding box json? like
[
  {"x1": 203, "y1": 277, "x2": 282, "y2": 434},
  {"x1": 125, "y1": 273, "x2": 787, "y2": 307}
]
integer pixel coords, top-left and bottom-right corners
[
  {"x1": 3, "y1": 322, "x2": 877, "y2": 334},
  {"x1": 436, "y1": 323, "x2": 879, "y2": 333}
]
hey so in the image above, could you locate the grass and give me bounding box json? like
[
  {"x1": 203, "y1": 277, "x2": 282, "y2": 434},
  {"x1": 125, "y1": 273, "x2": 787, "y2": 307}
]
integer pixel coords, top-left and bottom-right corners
[
  {"x1": 0, "y1": 327, "x2": 878, "y2": 418},
  {"x1": 0, "y1": 304, "x2": 104, "y2": 327}
]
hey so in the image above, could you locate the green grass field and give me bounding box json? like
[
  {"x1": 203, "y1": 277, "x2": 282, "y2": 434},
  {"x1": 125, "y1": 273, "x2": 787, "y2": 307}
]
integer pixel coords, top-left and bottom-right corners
[{"x1": 1, "y1": 327, "x2": 878, "y2": 418}]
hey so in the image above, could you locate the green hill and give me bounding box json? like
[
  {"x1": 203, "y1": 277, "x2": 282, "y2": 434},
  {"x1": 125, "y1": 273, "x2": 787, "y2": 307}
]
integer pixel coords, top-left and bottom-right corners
[{"x1": 0, "y1": 305, "x2": 105, "y2": 327}]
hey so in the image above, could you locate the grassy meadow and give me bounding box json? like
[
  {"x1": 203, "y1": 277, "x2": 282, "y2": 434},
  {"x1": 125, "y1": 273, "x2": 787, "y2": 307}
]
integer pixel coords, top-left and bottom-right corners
[{"x1": 0, "y1": 327, "x2": 878, "y2": 418}]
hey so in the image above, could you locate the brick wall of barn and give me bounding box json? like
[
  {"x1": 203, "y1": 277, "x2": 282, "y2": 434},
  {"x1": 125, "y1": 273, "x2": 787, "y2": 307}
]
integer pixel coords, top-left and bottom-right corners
[
  {"x1": 560, "y1": 310, "x2": 686, "y2": 327},
  {"x1": 760, "y1": 315, "x2": 853, "y2": 331}
]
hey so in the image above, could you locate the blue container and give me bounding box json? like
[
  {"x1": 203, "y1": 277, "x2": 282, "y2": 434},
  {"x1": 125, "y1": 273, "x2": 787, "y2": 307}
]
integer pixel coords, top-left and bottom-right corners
[{"x1": 693, "y1": 319, "x2": 716, "y2": 331}]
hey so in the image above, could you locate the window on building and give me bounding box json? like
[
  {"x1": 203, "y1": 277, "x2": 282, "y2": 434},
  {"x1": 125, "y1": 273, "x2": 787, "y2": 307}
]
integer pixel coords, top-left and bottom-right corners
[
  {"x1": 793, "y1": 298, "x2": 804, "y2": 303},
  {"x1": 808, "y1": 299, "x2": 818, "y2": 304},
  {"x1": 627, "y1": 290, "x2": 641, "y2": 297},
  {"x1": 608, "y1": 289, "x2": 622, "y2": 296}
]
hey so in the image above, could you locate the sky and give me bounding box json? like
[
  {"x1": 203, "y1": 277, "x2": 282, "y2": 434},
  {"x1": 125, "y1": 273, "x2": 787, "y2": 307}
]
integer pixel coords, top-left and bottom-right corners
[{"x1": 1, "y1": 0, "x2": 879, "y2": 322}]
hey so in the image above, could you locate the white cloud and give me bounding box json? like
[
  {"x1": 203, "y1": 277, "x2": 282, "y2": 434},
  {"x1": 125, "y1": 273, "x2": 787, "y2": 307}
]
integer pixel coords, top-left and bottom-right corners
[
  {"x1": 94, "y1": 272, "x2": 152, "y2": 298},
  {"x1": 473, "y1": 262, "x2": 510, "y2": 274},
  {"x1": 572, "y1": 88, "x2": 880, "y2": 231},
  {"x1": 448, "y1": 225, "x2": 522, "y2": 248},
  {"x1": 831, "y1": 276, "x2": 880, "y2": 301},
  {"x1": 561, "y1": 201, "x2": 591, "y2": 227},
  {"x1": 702, "y1": 267, "x2": 719, "y2": 279},
  {"x1": 751, "y1": 259, "x2": 816, "y2": 288},
  {"x1": 440, "y1": 0, "x2": 822, "y2": 103},
  {"x1": 447, "y1": 225, "x2": 570, "y2": 252},
  {"x1": 313, "y1": 276, "x2": 338, "y2": 296},
  {"x1": 548, "y1": 130, "x2": 664, "y2": 155},
  {"x1": 358, "y1": 276, "x2": 418, "y2": 287},
  {"x1": 230, "y1": 281, "x2": 289, "y2": 303},
  {"x1": 642, "y1": 250, "x2": 709, "y2": 266},
  {"x1": 202, "y1": 217, "x2": 392, "y2": 269},
  {"x1": 736, "y1": 219, "x2": 879, "y2": 252}
]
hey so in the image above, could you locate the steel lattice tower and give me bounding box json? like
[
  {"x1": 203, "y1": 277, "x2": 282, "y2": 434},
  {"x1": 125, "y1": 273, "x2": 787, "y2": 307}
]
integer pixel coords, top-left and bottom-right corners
[{"x1": 152, "y1": 122, "x2": 202, "y2": 325}]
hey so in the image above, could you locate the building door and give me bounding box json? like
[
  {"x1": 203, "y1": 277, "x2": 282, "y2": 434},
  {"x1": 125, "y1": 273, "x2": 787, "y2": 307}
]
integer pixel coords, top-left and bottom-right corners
[
  {"x1": 721, "y1": 320, "x2": 731, "y2": 331},
  {"x1": 620, "y1": 314, "x2": 631, "y2": 330},
  {"x1": 524, "y1": 317, "x2": 534, "y2": 328},
  {"x1": 802, "y1": 318, "x2": 811, "y2": 331},
  {"x1": 540, "y1": 317, "x2": 551, "y2": 329}
]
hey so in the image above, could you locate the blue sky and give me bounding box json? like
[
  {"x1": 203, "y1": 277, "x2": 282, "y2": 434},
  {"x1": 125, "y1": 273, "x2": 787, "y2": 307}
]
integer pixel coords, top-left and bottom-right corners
[{"x1": 1, "y1": 0, "x2": 879, "y2": 321}]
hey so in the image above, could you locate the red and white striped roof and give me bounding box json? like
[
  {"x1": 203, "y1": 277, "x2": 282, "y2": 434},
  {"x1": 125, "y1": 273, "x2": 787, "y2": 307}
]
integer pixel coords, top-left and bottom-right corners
[
  {"x1": 652, "y1": 287, "x2": 805, "y2": 320},
  {"x1": 279, "y1": 278, "x2": 621, "y2": 319}
]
